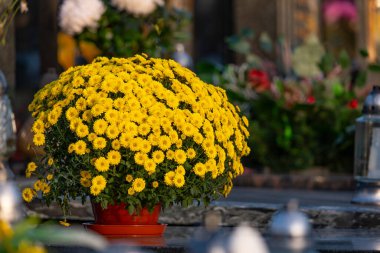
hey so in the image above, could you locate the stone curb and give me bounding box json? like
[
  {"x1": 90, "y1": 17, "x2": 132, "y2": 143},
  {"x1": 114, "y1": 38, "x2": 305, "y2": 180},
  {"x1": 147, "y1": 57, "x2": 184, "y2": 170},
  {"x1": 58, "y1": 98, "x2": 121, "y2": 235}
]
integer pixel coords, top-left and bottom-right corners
[{"x1": 25, "y1": 199, "x2": 380, "y2": 229}]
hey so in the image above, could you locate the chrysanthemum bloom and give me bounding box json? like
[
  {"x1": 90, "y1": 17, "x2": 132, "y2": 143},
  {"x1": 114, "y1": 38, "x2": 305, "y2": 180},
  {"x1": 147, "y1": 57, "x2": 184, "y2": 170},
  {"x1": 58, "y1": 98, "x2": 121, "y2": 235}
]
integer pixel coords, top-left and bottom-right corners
[
  {"x1": 24, "y1": 55, "x2": 250, "y2": 219},
  {"x1": 110, "y1": 0, "x2": 164, "y2": 16},
  {"x1": 59, "y1": 0, "x2": 105, "y2": 35}
]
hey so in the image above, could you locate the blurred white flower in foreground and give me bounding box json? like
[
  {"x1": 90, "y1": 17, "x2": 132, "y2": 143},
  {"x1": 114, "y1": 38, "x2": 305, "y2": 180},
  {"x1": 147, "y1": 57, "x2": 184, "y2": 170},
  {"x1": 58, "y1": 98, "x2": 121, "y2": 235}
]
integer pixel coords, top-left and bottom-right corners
[
  {"x1": 111, "y1": 0, "x2": 164, "y2": 16},
  {"x1": 59, "y1": 0, "x2": 105, "y2": 35}
]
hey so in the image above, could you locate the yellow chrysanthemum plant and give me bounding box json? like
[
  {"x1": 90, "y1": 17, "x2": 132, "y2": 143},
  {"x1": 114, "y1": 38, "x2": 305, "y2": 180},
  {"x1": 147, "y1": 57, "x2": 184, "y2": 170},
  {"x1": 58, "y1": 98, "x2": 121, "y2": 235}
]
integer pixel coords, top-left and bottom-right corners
[{"x1": 22, "y1": 54, "x2": 250, "y2": 216}]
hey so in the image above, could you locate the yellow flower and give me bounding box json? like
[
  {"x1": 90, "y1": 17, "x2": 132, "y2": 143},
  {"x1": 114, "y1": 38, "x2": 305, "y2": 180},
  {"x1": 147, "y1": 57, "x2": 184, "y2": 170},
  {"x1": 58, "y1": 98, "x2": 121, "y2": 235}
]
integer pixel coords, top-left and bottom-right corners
[
  {"x1": 82, "y1": 110, "x2": 92, "y2": 122},
  {"x1": 132, "y1": 178, "x2": 146, "y2": 192},
  {"x1": 33, "y1": 180, "x2": 42, "y2": 191},
  {"x1": 173, "y1": 174, "x2": 185, "y2": 188},
  {"x1": 193, "y1": 132, "x2": 204, "y2": 144},
  {"x1": 138, "y1": 123, "x2": 151, "y2": 136},
  {"x1": 124, "y1": 122, "x2": 138, "y2": 136},
  {"x1": 182, "y1": 123, "x2": 195, "y2": 137},
  {"x1": 66, "y1": 107, "x2": 79, "y2": 121},
  {"x1": 186, "y1": 148, "x2": 196, "y2": 159},
  {"x1": 72, "y1": 76, "x2": 85, "y2": 87},
  {"x1": 105, "y1": 109, "x2": 120, "y2": 123},
  {"x1": 41, "y1": 183, "x2": 51, "y2": 194},
  {"x1": 91, "y1": 104, "x2": 105, "y2": 117},
  {"x1": 93, "y1": 119, "x2": 108, "y2": 135},
  {"x1": 158, "y1": 135, "x2": 171, "y2": 150},
  {"x1": 130, "y1": 137, "x2": 143, "y2": 151},
  {"x1": 92, "y1": 175, "x2": 107, "y2": 190},
  {"x1": 69, "y1": 118, "x2": 82, "y2": 131},
  {"x1": 90, "y1": 185, "x2": 102, "y2": 196},
  {"x1": 112, "y1": 139, "x2": 121, "y2": 150},
  {"x1": 175, "y1": 165, "x2": 186, "y2": 175},
  {"x1": 144, "y1": 159, "x2": 156, "y2": 173},
  {"x1": 106, "y1": 124, "x2": 120, "y2": 139},
  {"x1": 33, "y1": 133, "x2": 45, "y2": 146},
  {"x1": 74, "y1": 140, "x2": 87, "y2": 155},
  {"x1": 107, "y1": 150, "x2": 121, "y2": 165},
  {"x1": 152, "y1": 150, "x2": 165, "y2": 164},
  {"x1": 80, "y1": 178, "x2": 91, "y2": 187},
  {"x1": 27, "y1": 162, "x2": 37, "y2": 172},
  {"x1": 22, "y1": 188, "x2": 35, "y2": 202},
  {"x1": 0, "y1": 220, "x2": 13, "y2": 238},
  {"x1": 48, "y1": 157, "x2": 54, "y2": 166},
  {"x1": 193, "y1": 163, "x2": 206, "y2": 177},
  {"x1": 75, "y1": 97, "x2": 87, "y2": 111},
  {"x1": 206, "y1": 147, "x2": 217, "y2": 159},
  {"x1": 176, "y1": 139, "x2": 183, "y2": 148},
  {"x1": 46, "y1": 174, "x2": 53, "y2": 180},
  {"x1": 93, "y1": 137, "x2": 107, "y2": 150},
  {"x1": 152, "y1": 181, "x2": 159, "y2": 188},
  {"x1": 94, "y1": 157, "x2": 109, "y2": 172},
  {"x1": 59, "y1": 220, "x2": 71, "y2": 227},
  {"x1": 174, "y1": 149, "x2": 187, "y2": 164},
  {"x1": 140, "y1": 140, "x2": 152, "y2": 153},
  {"x1": 76, "y1": 124, "x2": 89, "y2": 138},
  {"x1": 166, "y1": 150, "x2": 174, "y2": 160},
  {"x1": 242, "y1": 116, "x2": 249, "y2": 126},
  {"x1": 88, "y1": 133, "x2": 97, "y2": 142},
  {"x1": 164, "y1": 171, "x2": 175, "y2": 186},
  {"x1": 68, "y1": 143, "x2": 75, "y2": 153},
  {"x1": 128, "y1": 187, "x2": 135, "y2": 195},
  {"x1": 80, "y1": 170, "x2": 91, "y2": 178},
  {"x1": 32, "y1": 119, "x2": 45, "y2": 133},
  {"x1": 134, "y1": 152, "x2": 148, "y2": 165},
  {"x1": 25, "y1": 171, "x2": 32, "y2": 178},
  {"x1": 125, "y1": 174, "x2": 133, "y2": 182}
]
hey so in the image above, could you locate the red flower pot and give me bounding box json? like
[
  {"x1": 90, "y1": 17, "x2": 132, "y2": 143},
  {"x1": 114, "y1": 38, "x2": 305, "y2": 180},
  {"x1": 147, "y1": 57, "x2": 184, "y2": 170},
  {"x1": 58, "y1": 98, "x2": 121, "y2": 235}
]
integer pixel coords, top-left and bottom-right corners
[{"x1": 92, "y1": 202, "x2": 160, "y2": 225}]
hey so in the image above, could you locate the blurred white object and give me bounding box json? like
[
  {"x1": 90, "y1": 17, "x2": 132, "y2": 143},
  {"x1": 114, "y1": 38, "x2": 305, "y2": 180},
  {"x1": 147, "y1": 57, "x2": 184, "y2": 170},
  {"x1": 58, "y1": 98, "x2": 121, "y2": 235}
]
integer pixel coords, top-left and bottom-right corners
[
  {"x1": 111, "y1": 0, "x2": 164, "y2": 16},
  {"x1": 173, "y1": 43, "x2": 193, "y2": 68},
  {"x1": 59, "y1": 0, "x2": 106, "y2": 35},
  {"x1": 0, "y1": 182, "x2": 22, "y2": 222},
  {"x1": 268, "y1": 199, "x2": 316, "y2": 253},
  {"x1": 229, "y1": 223, "x2": 269, "y2": 253},
  {"x1": 0, "y1": 70, "x2": 16, "y2": 180},
  {"x1": 269, "y1": 199, "x2": 310, "y2": 237}
]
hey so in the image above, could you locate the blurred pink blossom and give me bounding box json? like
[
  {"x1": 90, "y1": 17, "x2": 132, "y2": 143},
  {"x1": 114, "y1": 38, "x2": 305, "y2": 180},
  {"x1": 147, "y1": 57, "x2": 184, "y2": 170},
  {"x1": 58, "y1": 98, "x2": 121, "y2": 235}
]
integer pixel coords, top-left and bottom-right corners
[{"x1": 324, "y1": 0, "x2": 357, "y2": 24}]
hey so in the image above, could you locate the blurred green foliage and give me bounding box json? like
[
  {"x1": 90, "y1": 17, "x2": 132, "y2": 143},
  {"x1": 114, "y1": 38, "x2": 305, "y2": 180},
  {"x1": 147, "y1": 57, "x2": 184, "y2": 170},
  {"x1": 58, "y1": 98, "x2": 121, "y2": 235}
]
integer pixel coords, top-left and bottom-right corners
[
  {"x1": 77, "y1": 1, "x2": 190, "y2": 58},
  {"x1": 197, "y1": 30, "x2": 380, "y2": 173}
]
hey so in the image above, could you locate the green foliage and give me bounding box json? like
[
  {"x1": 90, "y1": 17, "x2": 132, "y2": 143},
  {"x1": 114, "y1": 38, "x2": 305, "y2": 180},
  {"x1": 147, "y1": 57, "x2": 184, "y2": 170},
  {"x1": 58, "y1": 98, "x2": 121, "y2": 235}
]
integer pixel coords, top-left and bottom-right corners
[
  {"x1": 208, "y1": 30, "x2": 369, "y2": 173},
  {"x1": 77, "y1": 1, "x2": 190, "y2": 58}
]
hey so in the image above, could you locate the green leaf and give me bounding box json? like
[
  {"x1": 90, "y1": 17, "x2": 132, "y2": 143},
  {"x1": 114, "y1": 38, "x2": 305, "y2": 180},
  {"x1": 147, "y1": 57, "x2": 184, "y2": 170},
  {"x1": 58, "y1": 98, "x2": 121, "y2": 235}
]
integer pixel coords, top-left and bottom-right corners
[
  {"x1": 318, "y1": 53, "x2": 334, "y2": 74},
  {"x1": 229, "y1": 39, "x2": 251, "y2": 55},
  {"x1": 128, "y1": 205, "x2": 135, "y2": 215},
  {"x1": 240, "y1": 28, "x2": 254, "y2": 39},
  {"x1": 369, "y1": 64, "x2": 380, "y2": 72},
  {"x1": 332, "y1": 83, "x2": 344, "y2": 96},
  {"x1": 259, "y1": 32, "x2": 272, "y2": 53},
  {"x1": 355, "y1": 71, "x2": 367, "y2": 87},
  {"x1": 359, "y1": 49, "x2": 369, "y2": 58},
  {"x1": 338, "y1": 50, "x2": 350, "y2": 69}
]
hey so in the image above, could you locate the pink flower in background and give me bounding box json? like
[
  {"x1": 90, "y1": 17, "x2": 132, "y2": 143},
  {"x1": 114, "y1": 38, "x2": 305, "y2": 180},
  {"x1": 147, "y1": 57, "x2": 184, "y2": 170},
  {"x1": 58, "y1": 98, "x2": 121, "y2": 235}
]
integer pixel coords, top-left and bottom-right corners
[
  {"x1": 248, "y1": 69, "x2": 271, "y2": 92},
  {"x1": 324, "y1": 0, "x2": 357, "y2": 24}
]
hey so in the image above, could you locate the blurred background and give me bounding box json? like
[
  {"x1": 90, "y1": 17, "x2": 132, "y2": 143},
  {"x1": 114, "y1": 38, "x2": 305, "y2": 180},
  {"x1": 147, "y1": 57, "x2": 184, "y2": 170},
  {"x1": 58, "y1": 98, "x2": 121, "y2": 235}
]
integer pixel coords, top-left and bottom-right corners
[{"x1": 2, "y1": 0, "x2": 380, "y2": 178}]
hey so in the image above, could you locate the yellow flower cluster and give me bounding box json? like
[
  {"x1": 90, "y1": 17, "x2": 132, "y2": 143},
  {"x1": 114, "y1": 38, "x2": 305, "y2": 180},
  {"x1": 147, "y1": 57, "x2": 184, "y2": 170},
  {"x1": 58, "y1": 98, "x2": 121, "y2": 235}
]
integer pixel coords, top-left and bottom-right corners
[
  {"x1": 23, "y1": 54, "x2": 250, "y2": 208},
  {"x1": 0, "y1": 220, "x2": 47, "y2": 253}
]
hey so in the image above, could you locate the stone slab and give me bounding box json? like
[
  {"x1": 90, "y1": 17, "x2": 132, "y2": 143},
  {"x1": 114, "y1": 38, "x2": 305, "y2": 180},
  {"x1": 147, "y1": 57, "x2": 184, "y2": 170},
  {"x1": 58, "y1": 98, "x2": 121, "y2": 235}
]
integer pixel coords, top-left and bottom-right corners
[
  {"x1": 22, "y1": 185, "x2": 380, "y2": 229},
  {"x1": 46, "y1": 225, "x2": 380, "y2": 253}
]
